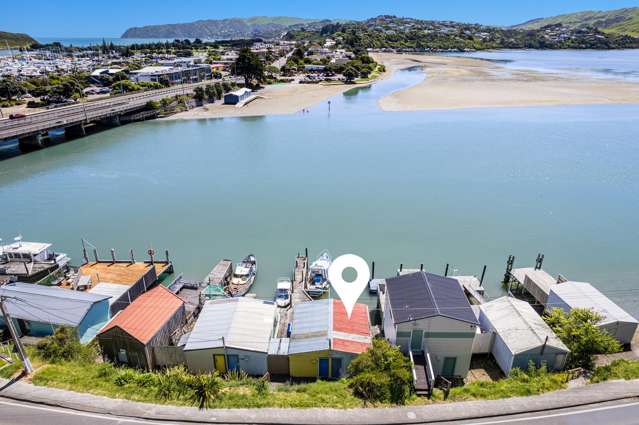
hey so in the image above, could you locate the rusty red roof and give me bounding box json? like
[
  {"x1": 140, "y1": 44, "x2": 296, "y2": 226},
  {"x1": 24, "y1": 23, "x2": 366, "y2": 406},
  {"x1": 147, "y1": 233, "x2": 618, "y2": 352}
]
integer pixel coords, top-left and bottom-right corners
[
  {"x1": 331, "y1": 299, "x2": 372, "y2": 354},
  {"x1": 99, "y1": 285, "x2": 184, "y2": 344}
]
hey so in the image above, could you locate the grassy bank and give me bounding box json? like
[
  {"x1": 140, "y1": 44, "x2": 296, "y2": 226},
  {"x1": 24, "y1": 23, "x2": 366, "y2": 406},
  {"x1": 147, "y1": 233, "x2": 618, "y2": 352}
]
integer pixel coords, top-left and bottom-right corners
[
  {"x1": 31, "y1": 361, "x2": 364, "y2": 408},
  {"x1": 591, "y1": 360, "x2": 639, "y2": 383}
]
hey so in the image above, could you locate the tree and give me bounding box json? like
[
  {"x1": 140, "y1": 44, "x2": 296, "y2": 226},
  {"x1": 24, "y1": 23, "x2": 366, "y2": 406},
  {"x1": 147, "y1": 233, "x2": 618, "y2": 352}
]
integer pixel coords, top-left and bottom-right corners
[
  {"x1": 347, "y1": 338, "x2": 413, "y2": 405},
  {"x1": 342, "y1": 66, "x2": 359, "y2": 83},
  {"x1": 544, "y1": 308, "x2": 622, "y2": 369},
  {"x1": 204, "y1": 85, "x2": 217, "y2": 102},
  {"x1": 232, "y1": 47, "x2": 265, "y2": 87},
  {"x1": 193, "y1": 86, "x2": 205, "y2": 102},
  {"x1": 214, "y1": 83, "x2": 223, "y2": 100},
  {"x1": 0, "y1": 77, "x2": 24, "y2": 100},
  {"x1": 186, "y1": 373, "x2": 221, "y2": 410}
]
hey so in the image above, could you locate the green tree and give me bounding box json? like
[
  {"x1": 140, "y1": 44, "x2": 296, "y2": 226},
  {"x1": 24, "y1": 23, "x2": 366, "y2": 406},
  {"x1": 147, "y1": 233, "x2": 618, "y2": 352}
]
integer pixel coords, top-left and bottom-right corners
[
  {"x1": 0, "y1": 76, "x2": 25, "y2": 100},
  {"x1": 193, "y1": 86, "x2": 205, "y2": 102},
  {"x1": 232, "y1": 47, "x2": 265, "y2": 87},
  {"x1": 342, "y1": 66, "x2": 359, "y2": 83},
  {"x1": 204, "y1": 85, "x2": 216, "y2": 101},
  {"x1": 544, "y1": 308, "x2": 622, "y2": 369},
  {"x1": 214, "y1": 83, "x2": 223, "y2": 100},
  {"x1": 36, "y1": 326, "x2": 98, "y2": 364},
  {"x1": 347, "y1": 338, "x2": 413, "y2": 405}
]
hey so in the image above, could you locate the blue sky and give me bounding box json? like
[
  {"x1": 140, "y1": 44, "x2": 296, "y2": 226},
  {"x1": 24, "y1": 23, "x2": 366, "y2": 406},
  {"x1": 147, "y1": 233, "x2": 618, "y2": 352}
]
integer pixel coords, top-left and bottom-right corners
[{"x1": 2, "y1": 0, "x2": 638, "y2": 37}]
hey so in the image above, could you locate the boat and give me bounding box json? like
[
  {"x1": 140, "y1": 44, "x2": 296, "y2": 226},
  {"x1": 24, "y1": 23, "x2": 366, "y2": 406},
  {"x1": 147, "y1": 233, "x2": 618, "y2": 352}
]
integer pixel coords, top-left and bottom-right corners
[
  {"x1": 0, "y1": 236, "x2": 70, "y2": 284},
  {"x1": 306, "y1": 250, "x2": 331, "y2": 298},
  {"x1": 274, "y1": 277, "x2": 292, "y2": 308},
  {"x1": 226, "y1": 254, "x2": 257, "y2": 297}
]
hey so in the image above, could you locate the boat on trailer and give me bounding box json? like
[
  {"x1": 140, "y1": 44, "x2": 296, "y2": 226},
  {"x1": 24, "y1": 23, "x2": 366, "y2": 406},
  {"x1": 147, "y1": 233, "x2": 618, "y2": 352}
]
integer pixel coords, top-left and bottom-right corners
[
  {"x1": 226, "y1": 254, "x2": 257, "y2": 297},
  {"x1": 306, "y1": 250, "x2": 331, "y2": 298}
]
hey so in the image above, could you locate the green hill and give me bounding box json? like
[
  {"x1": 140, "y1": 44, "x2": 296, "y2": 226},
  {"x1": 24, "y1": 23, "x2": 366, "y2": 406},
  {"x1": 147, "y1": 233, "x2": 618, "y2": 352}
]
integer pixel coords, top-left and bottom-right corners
[
  {"x1": 0, "y1": 31, "x2": 37, "y2": 48},
  {"x1": 122, "y1": 17, "x2": 327, "y2": 39},
  {"x1": 513, "y1": 7, "x2": 639, "y2": 36}
]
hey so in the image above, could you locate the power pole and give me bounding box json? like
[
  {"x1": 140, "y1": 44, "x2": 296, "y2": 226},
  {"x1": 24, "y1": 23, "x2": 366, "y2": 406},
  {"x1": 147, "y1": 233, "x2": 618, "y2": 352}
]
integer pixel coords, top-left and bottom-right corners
[{"x1": 0, "y1": 296, "x2": 34, "y2": 374}]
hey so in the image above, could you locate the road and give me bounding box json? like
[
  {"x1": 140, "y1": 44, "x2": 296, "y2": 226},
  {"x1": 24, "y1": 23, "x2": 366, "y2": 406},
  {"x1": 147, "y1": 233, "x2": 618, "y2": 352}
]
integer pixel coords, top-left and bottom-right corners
[
  {"x1": 0, "y1": 80, "x2": 213, "y2": 141},
  {"x1": 1, "y1": 397, "x2": 639, "y2": 425}
]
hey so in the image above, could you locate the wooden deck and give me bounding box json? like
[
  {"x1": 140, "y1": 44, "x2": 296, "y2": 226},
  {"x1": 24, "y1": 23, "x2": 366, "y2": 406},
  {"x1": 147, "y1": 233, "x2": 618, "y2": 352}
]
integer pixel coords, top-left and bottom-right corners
[{"x1": 76, "y1": 261, "x2": 169, "y2": 286}]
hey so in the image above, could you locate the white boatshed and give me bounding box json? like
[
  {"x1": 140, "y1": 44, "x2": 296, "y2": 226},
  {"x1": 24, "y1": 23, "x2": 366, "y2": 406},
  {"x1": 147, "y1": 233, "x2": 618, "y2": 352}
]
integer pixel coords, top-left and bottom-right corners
[
  {"x1": 479, "y1": 297, "x2": 569, "y2": 375},
  {"x1": 183, "y1": 298, "x2": 277, "y2": 375},
  {"x1": 547, "y1": 281, "x2": 639, "y2": 345}
]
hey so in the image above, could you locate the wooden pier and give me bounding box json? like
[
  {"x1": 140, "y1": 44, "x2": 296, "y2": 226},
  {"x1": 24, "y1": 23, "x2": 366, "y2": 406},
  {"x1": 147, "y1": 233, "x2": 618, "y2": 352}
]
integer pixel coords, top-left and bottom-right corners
[{"x1": 275, "y1": 254, "x2": 311, "y2": 339}]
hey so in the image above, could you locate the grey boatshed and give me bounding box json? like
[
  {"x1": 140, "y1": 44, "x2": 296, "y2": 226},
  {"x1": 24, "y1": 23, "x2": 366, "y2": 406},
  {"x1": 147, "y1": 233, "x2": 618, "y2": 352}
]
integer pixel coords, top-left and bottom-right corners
[
  {"x1": 183, "y1": 297, "x2": 276, "y2": 376},
  {"x1": 546, "y1": 281, "x2": 639, "y2": 345},
  {"x1": 479, "y1": 297, "x2": 569, "y2": 375}
]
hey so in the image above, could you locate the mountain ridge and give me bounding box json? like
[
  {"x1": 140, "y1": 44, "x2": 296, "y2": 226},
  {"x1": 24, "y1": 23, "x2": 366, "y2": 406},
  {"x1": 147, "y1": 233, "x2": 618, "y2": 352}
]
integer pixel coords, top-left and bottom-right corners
[
  {"x1": 121, "y1": 16, "x2": 329, "y2": 39},
  {"x1": 513, "y1": 7, "x2": 639, "y2": 36}
]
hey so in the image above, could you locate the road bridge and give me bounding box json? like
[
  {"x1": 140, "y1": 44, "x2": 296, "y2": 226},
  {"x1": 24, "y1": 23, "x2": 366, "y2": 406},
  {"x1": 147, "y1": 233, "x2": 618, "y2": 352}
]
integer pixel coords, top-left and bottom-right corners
[{"x1": 0, "y1": 80, "x2": 214, "y2": 149}]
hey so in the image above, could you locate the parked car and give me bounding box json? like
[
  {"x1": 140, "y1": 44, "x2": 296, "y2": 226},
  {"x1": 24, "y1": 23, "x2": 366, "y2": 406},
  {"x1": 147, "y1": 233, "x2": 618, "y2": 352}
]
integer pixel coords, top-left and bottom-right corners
[{"x1": 9, "y1": 113, "x2": 26, "y2": 119}]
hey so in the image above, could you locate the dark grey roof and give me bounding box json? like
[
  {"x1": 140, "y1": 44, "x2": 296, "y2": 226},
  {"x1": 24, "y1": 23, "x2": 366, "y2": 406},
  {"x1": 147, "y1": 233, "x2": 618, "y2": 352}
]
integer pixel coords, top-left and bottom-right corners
[{"x1": 385, "y1": 272, "x2": 478, "y2": 325}]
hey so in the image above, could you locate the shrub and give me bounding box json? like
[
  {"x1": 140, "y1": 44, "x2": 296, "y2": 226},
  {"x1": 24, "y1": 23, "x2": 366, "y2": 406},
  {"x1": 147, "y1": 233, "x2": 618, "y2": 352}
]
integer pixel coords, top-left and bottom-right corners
[
  {"x1": 347, "y1": 338, "x2": 412, "y2": 405},
  {"x1": 252, "y1": 374, "x2": 270, "y2": 396},
  {"x1": 223, "y1": 369, "x2": 249, "y2": 383},
  {"x1": 186, "y1": 373, "x2": 221, "y2": 410},
  {"x1": 36, "y1": 326, "x2": 98, "y2": 364},
  {"x1": 146, "y1": 100, "x2": 160, "y2": 110},
  {"x1": 113, "y1": 369, "x2": 137, "y2": 386},
  {"x1": 591, "y1": 360, "x2": 639, "y2": 383},
  {"x1": 544, "y1": 308, "x2": 622, "y2": 369}
]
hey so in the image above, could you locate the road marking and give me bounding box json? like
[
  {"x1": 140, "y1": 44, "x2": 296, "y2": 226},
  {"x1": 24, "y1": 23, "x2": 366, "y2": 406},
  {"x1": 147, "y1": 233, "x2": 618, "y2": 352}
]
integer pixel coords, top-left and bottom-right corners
[
  {"x1": 463, "y1": 400, "x2": 639, "y2": 424},
  {"x1": 0, "y1": 399, "x2": 190, "y2": 424}
]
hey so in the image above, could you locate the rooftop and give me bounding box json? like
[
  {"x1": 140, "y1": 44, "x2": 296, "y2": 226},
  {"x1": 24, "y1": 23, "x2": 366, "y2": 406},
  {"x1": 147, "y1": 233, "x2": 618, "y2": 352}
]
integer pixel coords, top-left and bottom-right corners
[
  {"x1": 549, "y1": 281, "x2": 638, "y2": 325},
  {"x1": 184, "y1": 298, "x2": 276, "y2": 353},
  {"x1": 511, "y1": 267, "x2": 557, "y2": 297},
  {"x1": 480, "y1": 296, "x2": 569, "y2": 355},
  {"x1": 385, "y1": 272, "x2": 478, "y2": 325},
  {"x1": 288, "y1": 299, "x2": 371, "y2": 355},
  {"x1": 99, "y1": 286, "x2": 184, "y2": 344},
  {"x1": 0, "y1": 282, "x2": 109, "y2": 327}
]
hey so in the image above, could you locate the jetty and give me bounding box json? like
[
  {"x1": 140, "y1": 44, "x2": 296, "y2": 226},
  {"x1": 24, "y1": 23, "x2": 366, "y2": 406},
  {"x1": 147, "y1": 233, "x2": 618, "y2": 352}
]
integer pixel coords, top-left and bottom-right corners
[{"x1": 275, "y1": 253, "x2": 311, "y2": 339}]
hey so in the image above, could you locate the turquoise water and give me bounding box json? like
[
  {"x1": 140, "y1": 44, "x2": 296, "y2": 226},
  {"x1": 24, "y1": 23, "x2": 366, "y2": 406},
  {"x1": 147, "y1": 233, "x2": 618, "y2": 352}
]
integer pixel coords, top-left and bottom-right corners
[
  {"x1": 1, "y1": 53, "x2": 639, "y2": 315},
  {"x1": 455, "y1": 49, "x2": 639, "y2": 82}
]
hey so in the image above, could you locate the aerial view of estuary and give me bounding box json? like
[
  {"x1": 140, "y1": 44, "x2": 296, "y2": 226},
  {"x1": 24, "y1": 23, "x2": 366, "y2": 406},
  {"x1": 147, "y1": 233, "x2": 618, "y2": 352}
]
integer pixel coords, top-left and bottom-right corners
[{"x1": 2, "y1": 50, "x2": 639, "y2": 315}]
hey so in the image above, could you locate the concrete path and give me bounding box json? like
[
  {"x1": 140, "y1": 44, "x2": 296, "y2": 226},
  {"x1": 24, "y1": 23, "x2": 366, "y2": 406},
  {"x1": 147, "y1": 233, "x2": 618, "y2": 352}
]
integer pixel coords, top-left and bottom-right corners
[{"x1": 1, "y1": 377, "x2": 639, "y2": 424}]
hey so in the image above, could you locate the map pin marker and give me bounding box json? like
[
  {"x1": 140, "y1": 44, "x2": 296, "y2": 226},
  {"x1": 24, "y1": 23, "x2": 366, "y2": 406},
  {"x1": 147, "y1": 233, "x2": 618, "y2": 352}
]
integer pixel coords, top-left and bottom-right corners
[{"x1": 328, "y1": 254, "x2": 370, "y2": 319}]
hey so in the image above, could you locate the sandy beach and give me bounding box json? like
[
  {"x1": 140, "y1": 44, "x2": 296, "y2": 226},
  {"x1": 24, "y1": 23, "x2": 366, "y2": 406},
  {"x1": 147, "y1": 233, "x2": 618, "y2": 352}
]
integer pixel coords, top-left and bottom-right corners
[
  {"x1": 164, "y1": 82, "x2": 363, "y2": 120},
  {"x1": 373, "y1": 53, "x2": 639, "y2": 111}
]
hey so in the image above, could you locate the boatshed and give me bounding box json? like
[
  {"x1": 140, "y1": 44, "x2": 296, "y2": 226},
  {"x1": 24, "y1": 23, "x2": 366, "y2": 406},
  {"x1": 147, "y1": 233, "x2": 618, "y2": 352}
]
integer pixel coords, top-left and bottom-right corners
[
  {"x1": 383, "y1": 272, "x2": 479, "y2": 378},
  {"x1": 98, "y1": 286, "x2": 186, "y2": 369},
  {"x1": 224, "y1": 88, "x2": 252, "y2": 105},
  {"x1": 547, "y1": 281, "x2": 639, "y2": 345},
  {"x1": 183, "y1": 298, "x2": 276, "y2": 375},
  {"x1": 288, "y1": 299, "x2": 372, "y2": 379},
  {"x1": 0, "y1": 282, "x2": 110, "y2": 343},
  {"x1": 479, "y1": 297, "x2": 569, "y2": 375},
  {"x1": 509, "y1": 267, "x2": 561, "y2": 306}
]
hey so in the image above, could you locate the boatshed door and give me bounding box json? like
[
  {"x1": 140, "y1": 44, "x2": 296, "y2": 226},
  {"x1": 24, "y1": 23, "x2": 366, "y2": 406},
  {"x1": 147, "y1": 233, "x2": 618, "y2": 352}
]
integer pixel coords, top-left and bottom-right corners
[
  {"x1": 410, "y1": 330, "x2": 423, "y2": 352},
  {"x1": 214, "y1": 354, "x2": 227, "y2": 373},
  {"x1": 318, "y1": 358, "x2": 330, "y2": 378}
]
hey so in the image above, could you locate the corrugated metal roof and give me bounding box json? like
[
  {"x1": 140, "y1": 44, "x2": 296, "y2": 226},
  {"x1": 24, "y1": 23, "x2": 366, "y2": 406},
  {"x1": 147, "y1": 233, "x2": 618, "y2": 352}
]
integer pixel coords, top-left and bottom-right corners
[
  {"x1": 511, "y1": 268, "x2": 557, "y2": 296},
  {"x1": 184, "y1": 298, "x2": 275, "y2": 353},
  {"x1": 288, "y1": 299, "x2": 331, "y2": 354},
  {"x1": 89, "y1": 282, "x2": 130, "y2": 306},
  {"x1": 481, "y1": 297, "x2": 568, "y2": 355},
  {"x1": 385, "y1": 272, "x2": 478, "y2": 325},
  {"x1": 288, "y1": 299, "x2": 371, "y2": 355},
  {"x1": 549, "y1": 282, "x2": 638, "y2": 326},
  {"x1": 268, "y1": 337, "x2": 290, "y2": 355},
  {"x1": 99, "y1": 286, "x2": 184, "y2": 344},
  {"x1": 0, "y1": 282, "x2": 110, "y2": 326}
]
